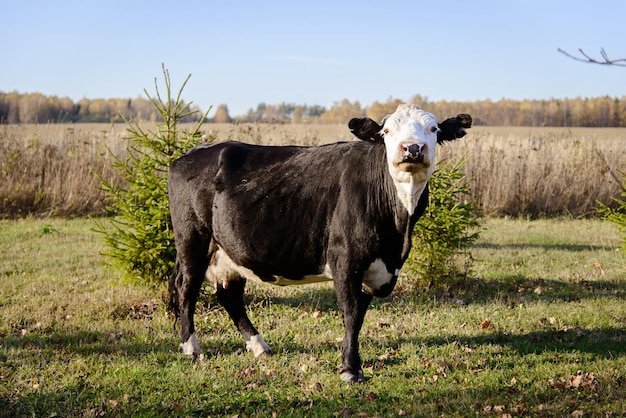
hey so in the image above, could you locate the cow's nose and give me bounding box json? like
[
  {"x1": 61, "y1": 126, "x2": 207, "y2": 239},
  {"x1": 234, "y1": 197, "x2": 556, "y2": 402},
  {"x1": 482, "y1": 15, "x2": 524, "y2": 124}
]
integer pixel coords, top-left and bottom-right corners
[
  {"x1": 403, "y1": 143, "x2": 425, "y2": 157},
  {"x1": 408, "y1": 144, "x2": 424, "y2": 154}
]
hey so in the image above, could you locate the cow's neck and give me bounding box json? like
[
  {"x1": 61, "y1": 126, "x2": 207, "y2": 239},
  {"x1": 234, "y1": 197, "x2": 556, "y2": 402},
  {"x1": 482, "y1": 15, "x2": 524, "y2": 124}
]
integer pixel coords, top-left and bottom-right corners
[{"x1": 390, "y1": 170, "x2": 429, "y2": 215}]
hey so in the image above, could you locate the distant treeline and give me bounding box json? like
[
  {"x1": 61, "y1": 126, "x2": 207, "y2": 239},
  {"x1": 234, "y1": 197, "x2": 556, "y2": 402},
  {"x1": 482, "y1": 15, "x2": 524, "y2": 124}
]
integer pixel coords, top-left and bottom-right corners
[
  {"x1": 0, "y1": 91, "x2": 203, "y2": 124},
  {"x1": 242, "y1": 95, "x2": 626, "y2": 127},
  {"x1": 2, "y1": 90, "x2": 626, "y2": 127}
]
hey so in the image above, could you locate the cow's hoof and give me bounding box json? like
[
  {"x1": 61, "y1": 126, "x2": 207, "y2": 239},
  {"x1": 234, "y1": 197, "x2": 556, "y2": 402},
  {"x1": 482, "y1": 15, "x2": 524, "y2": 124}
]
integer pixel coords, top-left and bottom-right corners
[
  {"x1": 180, "y1": 333, "x2": 203, "y2": 359},
  {"x1": 246, "y1": 334, "x2": 272, "y2": 357},
  {"x1": 340, "y1": 370, "x2": 366, "y2": 383}
]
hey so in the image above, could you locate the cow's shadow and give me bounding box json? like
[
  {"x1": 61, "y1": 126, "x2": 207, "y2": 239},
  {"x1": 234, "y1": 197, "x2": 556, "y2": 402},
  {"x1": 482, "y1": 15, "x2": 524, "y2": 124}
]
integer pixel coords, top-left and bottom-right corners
[
  {"x1": 472, "y1": 242, "x2": 612, "y2": 252},
  {"x1": 391, "y1": 324, "x2": 626, "y2": 359},
  {"x1": 413, "y1": 274, "x2": 626, "y2": 305},
  {"x1": 0, "y1": 328, "x2": 176, "y2": 360},
  {"x1": 247, "y1": 274, "x2": 626, "y2": 311}
]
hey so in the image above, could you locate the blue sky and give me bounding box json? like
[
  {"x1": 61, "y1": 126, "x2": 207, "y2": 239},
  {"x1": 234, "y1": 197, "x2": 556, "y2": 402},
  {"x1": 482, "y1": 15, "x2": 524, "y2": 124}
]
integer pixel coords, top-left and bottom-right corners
[{"x1": 2, "y1": 0, "x2": 625, "y2": 117}]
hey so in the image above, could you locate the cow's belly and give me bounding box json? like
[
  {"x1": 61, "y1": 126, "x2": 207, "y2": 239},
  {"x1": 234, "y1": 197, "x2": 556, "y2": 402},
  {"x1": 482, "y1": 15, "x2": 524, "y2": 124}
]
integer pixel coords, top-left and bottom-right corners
[
  {"x1": 206, "y1": 246, "x2": 333, "y2": 287},
  {"x1": 206, "y1": 246, "x2": 396, "y2": 292}
]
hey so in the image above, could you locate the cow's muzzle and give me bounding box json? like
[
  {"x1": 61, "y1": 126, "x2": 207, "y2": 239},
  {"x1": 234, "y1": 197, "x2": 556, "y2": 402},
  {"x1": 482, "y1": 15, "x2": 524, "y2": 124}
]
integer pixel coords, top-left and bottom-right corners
[{"x1": 401, "y1": 143, "x2": 425, "y2": 164}]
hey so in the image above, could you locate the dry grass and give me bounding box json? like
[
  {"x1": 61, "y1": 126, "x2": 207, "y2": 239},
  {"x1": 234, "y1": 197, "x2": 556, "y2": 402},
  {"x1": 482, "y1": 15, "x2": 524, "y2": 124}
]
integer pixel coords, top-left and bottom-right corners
[
  {"x1": 438, "y1": 126, "x2": 626, "y2": 217},
  {"x1": 0, "y1": 124, "x2": 126, "y2": 217},
  {"x1": 0, "y1": 123, "x2": 624, "y2": 218}
]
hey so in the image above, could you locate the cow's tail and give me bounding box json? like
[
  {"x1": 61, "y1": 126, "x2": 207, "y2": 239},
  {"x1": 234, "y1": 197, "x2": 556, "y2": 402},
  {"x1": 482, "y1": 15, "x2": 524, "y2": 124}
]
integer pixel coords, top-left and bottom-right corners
[{"x1": 167, "y1": 259, "x2": 181, "y2": 320}]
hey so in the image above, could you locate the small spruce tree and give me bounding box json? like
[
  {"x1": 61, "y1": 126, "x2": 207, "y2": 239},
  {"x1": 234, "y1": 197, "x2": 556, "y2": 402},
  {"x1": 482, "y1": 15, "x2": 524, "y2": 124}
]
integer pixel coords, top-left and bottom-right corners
[
  {"x1": 404, "y1": 157, "x2": 481, "y2": 288},
  {"x1": 94, "y1": 66, "x2": 210, "y2": 286}
]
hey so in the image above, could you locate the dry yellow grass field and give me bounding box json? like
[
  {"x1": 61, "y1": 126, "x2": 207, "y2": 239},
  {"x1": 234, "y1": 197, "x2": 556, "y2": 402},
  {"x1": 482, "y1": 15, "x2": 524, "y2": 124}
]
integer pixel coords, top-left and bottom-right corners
[{"x1": 0, "y1": 122, "x2": 624, "y2": 217}]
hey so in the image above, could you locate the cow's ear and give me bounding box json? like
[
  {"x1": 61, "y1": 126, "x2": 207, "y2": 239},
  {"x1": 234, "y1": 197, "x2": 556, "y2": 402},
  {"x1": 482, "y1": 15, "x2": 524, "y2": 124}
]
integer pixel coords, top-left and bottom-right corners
[
  {"x1": 437, "y1": 113, "x2": 472, "y2": 144},
  {"x1": 348, "y1": 117, "x2": 384, "y2": 142}
]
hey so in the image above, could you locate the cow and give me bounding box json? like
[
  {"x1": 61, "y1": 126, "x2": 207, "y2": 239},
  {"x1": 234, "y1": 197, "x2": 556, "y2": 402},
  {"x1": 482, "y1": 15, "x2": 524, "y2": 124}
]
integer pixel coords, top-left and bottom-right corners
[{"x1": 167, "y1": 104, "x2": 472, "y2": 382}]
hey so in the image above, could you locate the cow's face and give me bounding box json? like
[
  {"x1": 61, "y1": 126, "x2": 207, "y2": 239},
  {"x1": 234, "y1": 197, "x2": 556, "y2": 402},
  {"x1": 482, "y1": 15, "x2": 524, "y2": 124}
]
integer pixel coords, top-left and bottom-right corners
[
  {"x1": 381, "y1": 104, "x2": 439, "y2": 181},
  {"x1": 348, "y1": 104, "x2": 471, "y2": 213}
]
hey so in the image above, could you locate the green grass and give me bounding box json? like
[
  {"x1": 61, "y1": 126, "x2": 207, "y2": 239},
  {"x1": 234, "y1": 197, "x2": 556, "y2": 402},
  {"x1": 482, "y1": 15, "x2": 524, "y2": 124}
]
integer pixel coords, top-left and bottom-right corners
[{"x1": 1, "y1": 218, "x2": 626, "y2": 417}]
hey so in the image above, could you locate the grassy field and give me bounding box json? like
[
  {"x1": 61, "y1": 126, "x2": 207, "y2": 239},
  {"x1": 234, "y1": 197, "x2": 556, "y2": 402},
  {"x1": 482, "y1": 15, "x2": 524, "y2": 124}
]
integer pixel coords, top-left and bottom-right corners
[{"x1": 1, "y1": 217, "x2": 625, "y2": 417}]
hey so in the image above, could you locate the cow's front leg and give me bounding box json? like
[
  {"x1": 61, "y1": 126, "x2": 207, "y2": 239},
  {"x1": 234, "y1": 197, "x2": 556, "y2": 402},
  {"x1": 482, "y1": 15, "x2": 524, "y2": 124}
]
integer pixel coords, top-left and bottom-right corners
[{"x1": 335, "y1": 277, "x2": 373, "y2": 382}]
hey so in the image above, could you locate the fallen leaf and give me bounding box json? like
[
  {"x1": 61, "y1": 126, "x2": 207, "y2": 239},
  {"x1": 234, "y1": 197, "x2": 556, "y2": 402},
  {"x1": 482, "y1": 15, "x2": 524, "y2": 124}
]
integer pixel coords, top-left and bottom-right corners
[
  {"x1": 377, "y1": 352, "x2": 391, "y2": 361},
  {"x1": 365, "y1": 391, "x2": 377, "y2": 402},
  {"x1": 308, "y1": 382, "x2": 323, "y2": 392},
  {"x1": 437, "y1": 360, "x2": 452, "y2": 370},
  {"x1": 312, "y1": 311, "x2": 322, "y2": 319},
  {"x1": 236, "y1": 367, "x2": 256, "y2": 378},
  {"x1": 337, "y1": 407, "x2": 353, "y2": 418},
  {"x1": 493, "y1": 405, "x2": 505, "y2": 413},
  {"x1": 569, "y1": 374, "x2": 583, "y2": 389},
  {"x1": 481, "y1": 320, "x2": 491, "y2": 329},
  {"x1": 512, "y1": 404, "x2": 527, "y2": 414}
]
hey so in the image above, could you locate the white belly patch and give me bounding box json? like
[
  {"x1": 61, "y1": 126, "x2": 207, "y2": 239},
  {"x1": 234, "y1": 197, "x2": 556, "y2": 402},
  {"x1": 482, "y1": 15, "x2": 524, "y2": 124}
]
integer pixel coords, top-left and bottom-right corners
[
  {"x1": 206, "y1": 246, "x2": 333, "y2": 288},
  {"x1": 362, "y1": 258, "x2": 395, "y2": 293},
  {"x1": 206, "y1": 248, "x2": 395, "y2": 293}
]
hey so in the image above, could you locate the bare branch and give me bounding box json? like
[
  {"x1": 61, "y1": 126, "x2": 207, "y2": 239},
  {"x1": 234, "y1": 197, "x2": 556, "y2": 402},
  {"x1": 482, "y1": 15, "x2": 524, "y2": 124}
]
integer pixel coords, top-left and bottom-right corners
[{"x1": 557, "y1": 48, "x2": 626, "y2": 67}]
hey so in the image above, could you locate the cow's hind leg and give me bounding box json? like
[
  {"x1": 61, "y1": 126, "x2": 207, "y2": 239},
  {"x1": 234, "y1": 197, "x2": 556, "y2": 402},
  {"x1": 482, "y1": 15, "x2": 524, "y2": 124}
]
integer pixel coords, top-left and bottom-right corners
[
  {"x1": 216, "y1": 278, "x2": 272, "y2": 357},
  {"x1": 173, "y1": 233, "x2": 211, "y2": 359}
]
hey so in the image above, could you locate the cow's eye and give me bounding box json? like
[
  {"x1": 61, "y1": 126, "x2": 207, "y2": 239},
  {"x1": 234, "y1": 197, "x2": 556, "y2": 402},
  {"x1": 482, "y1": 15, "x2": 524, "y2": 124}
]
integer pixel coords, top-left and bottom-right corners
[
  {"x1": 430, "y1": 126, "x2": 438, "y2": 133},
  {"x1": 383, "y1": 128, "x2": 389, "y2": 135}
]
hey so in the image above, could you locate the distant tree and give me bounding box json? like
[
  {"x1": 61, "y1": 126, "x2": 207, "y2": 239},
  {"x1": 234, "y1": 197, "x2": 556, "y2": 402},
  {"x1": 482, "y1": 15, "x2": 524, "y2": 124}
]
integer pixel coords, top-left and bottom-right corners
[
  {"x1": 367, "y1": 97, "x2": 403, "y2": 122},
  {"x1": 410, "y1": 94, "x2": 431, "y2": 108},
  {"x1": 318, "y1": 99, "x2": 364, "y2": 123},
  {"x1": 213, "y1": 104, "x2": 231, "y2": 123},
  {"x1": 307, "y1": 104, "x2": 325, "y2": 118},
  {"x1": 292, "y1": 105, "x2": 305, "y2": 123}
]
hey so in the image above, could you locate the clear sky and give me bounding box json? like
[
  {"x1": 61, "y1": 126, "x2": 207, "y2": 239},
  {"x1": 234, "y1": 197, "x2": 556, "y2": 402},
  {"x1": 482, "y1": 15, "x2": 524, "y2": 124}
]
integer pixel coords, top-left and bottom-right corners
[{"x1": 2, "y1": 0, "x2": 625, "y2": 117}]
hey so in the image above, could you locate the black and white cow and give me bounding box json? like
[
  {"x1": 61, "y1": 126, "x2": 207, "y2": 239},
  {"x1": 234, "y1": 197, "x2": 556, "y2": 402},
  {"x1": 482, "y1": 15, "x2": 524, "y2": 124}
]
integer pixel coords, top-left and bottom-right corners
[{"x1": 168, "y1": 104, "x2": 471, "y2": 382}]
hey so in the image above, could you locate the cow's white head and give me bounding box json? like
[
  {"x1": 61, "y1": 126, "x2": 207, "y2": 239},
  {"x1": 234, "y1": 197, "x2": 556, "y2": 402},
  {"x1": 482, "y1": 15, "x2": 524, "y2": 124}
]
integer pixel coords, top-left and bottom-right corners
[
  {"x1": 348, "y1": 104, "x2": 472, "y2": 214},
  {"x1": 381, "y1": 104, "x2": 439, "y2": 181}
]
